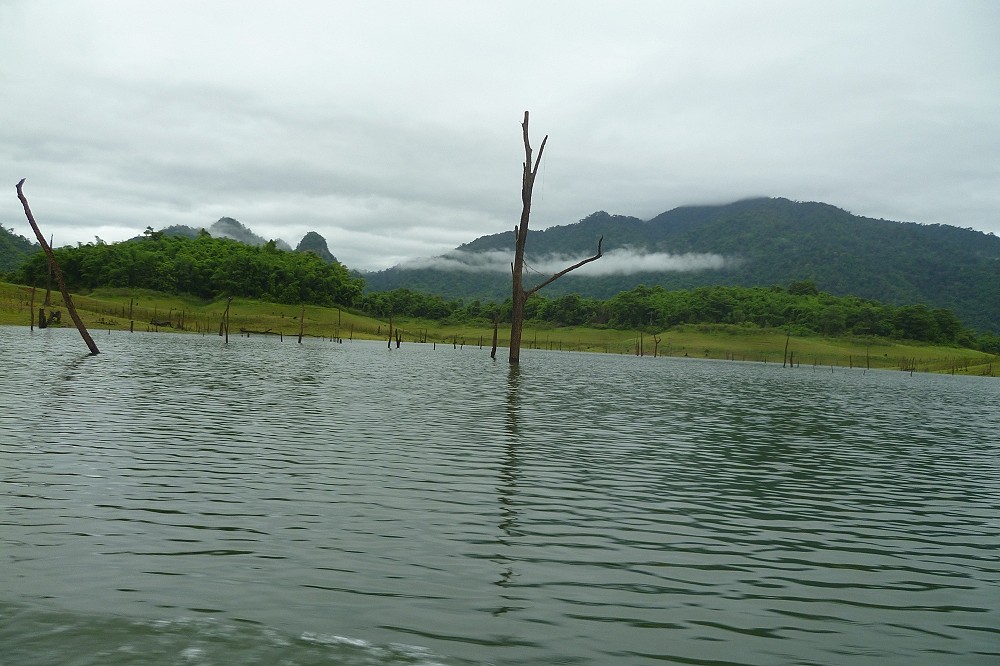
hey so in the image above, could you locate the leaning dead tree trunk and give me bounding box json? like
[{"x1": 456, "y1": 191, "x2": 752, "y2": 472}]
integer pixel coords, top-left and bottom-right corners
[
  {"x1": 509, "y1": 112, "x2": 602, "y2": 364},
  {"x1": 15, "y1": 179, "x2": 100, "y2": 355}
]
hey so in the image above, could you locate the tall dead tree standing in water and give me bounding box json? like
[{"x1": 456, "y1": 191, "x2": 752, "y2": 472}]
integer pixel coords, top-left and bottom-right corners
[
  {"x1": 508, "y1": 112, "x2": 603, "y2": 364},
  {"x1": 16, "y1": 179, "x2": 100, "y2": 355}
]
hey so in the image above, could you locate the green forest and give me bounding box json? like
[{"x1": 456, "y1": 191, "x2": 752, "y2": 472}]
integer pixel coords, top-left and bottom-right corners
[
  {"x1": 16, "y1": 230, "x2": 363, "y2": 308},
  {"x1": 358, "y1": 283, "x2": 999, "y2": 353},
  {"x1": 0, "y1": 225, "x2": 36, "y2": 274}
]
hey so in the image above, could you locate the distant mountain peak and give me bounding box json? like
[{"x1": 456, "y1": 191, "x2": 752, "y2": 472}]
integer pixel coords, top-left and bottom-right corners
[
  {"x1": 152, "y1": 218, "x2": 291, "y2": 251},
  {"x1": 210, "y1": 217, "x2": 291, "y2": 250},
  {"x1": 295, "y1": 231, "x2": 338, "y2": 263}
]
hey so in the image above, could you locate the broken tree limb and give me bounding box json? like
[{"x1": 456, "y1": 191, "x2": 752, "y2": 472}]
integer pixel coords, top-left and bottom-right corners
[
  {"x1": 15, "y1": 179, "x2": 99, "y2": 355},
  {"x1": 524, "y1": 236, "x2": 603, "y2": 298}
]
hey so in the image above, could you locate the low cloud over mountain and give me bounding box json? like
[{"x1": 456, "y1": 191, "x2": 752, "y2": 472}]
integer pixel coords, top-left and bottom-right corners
[{"x1": 401, "y1": 248, "x2": 732, "y2": 276}]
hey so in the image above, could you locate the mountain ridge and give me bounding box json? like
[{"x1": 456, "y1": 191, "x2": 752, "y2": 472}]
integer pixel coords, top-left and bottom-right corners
[{"x1": 363, "y1": 197, "x2": 1000, "y2": 332}]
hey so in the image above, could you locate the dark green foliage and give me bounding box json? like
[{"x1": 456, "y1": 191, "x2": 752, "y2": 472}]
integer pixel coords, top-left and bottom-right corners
[
  {"x1": 0, "y1": 225, "x2": 38, "y2": 276},
  {"x1": 295, "y1": 231, "x2": 338, "y2": 263},
  {"x1": 16, "y1": 234, "x2": 363, "y2": 307},
  {"x1": 363, "y1": 198, "x2": 1000, "y2": 333},
  {"x1": 355, "y1": 283, "x2": 983, "y2": 348},
  {"x1": 601, "y1": 284, "x2": 977, "y2": 345}
]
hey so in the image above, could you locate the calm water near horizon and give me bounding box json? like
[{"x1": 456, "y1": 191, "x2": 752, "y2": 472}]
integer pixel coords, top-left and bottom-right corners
[{"x1": 2, "y1": 326, "x2": 998, "y2": 665}]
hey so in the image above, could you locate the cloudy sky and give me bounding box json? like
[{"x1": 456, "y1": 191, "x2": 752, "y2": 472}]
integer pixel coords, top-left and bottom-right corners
[{"x1": 2, "y1": 0, "x2": 997, "y2": 271}]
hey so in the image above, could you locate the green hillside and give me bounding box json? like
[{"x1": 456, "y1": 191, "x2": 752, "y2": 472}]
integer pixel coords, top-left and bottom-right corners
[
  {"x1": 0, "y1": 225, "x2": 38, "y2": 275},
  {"x1": 16, "y1": 233, "x2": 362, "y2": 307},
  {"x1": 362, "y1": 198, "x2": 1000, "y2": 332}
]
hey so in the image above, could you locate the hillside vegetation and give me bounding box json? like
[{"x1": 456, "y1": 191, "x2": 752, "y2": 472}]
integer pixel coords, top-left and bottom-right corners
[
  {"x1": 15, "y1": 232, "x2": 363, "y2": 307},
  {"x1": 363, "y1": 198, "x2": 1000, "y2": 333},
  {"x1": 0, "y1": 225, "x2": 37, "y2": 273}
]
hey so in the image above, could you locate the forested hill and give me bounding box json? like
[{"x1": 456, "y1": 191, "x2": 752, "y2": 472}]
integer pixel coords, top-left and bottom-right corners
[
  {"x1": 0, "y1": 225, "x2": 38, "y2": 274},
  {"x1": 362, "y1": 198, "x2": 1000, "y2": 332},
  {"x1": 16, "y1": 233, "x2": 363, "y2": 307}
]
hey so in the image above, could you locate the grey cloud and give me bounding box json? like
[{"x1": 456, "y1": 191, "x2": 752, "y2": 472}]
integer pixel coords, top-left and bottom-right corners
[{"x1": 3, "y1": 1, "x2": 998, "y2": 272}]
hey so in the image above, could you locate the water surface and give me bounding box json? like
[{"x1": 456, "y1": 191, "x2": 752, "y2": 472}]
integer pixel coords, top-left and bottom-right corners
[{"x1": 2, "y1": 326, "x2": 998, "y2": 664}]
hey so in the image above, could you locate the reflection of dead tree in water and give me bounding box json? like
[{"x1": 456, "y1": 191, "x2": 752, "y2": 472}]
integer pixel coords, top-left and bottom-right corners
[
  {"x1": 493, "y1": 365, "x2": 524, "y2": 606},
  {"x1": 505, "y1": 365, "x2": 521, "y2": 440},
  {"x1": 15, "y1": 179, "x2": 99, "y2": 355},
  {"x1": 508, "y1": 112, "x2": 602, "y2": 364}
]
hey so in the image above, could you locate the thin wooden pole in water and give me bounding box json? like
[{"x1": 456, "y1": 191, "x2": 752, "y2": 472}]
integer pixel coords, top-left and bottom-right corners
[
  {"x1": 298, "y1": 303, "x2": 305, "y2": 344},
  {"x1": 16, "y1": 179, "x2": 99, "y2": 355},
  {"x1": 222, "y1": 297, "x2": 232, "y2": 343}
]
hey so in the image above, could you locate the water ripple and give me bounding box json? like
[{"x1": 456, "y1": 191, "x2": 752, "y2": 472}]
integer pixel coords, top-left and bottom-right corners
[{"x1": 2, "y1": 329, "x2": 999, "y2": 664}]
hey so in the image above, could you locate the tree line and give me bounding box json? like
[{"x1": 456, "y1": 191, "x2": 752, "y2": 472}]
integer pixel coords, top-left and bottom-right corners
[
  {"x1": 17, "y1": 231, "x2": 363, "y2": 307},
  {"x1": 358, "y1": 281, "x2": 1000, "y2": 353}
]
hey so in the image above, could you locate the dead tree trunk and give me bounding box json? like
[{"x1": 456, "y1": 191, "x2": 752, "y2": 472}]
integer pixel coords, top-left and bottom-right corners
[
  {"x1": 509, "y1": 111, "x2": 602, "y2": 364},
  {"x1": 490, "y1": 313, "x2": 499, "y2": 359},
  {"x1": 221, "y1": 297, "x2": 232, "y2": 343},
  {"x1": 15, "y1": 179, "x2": 99, "y2": 355},
  {"x1": 298, "y1": 303, "x2": 305, "y2": 344},
  {"x1": 44, "y1": 234, "x2": 53, "y2": 306}
]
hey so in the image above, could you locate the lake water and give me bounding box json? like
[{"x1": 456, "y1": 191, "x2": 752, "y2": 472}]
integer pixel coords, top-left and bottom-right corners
[{"x1": 2, "y1": 326, "x2": 998, "y2": 665}]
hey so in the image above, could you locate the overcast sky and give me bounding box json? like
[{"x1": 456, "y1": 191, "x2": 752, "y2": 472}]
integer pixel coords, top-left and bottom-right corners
[{"x1": 2, "y1": 0, "x2": 997, "y2": 271}]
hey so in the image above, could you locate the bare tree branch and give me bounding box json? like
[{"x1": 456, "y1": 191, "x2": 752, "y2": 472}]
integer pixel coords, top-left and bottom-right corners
[{"x1": 525, "y1": 236, "x2": 603, "y2": 297}]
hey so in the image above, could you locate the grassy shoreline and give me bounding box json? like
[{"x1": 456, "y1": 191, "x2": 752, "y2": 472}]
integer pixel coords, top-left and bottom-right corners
[{"x1": 2, "y1": 282, "x2": 995, "y2": 376}]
